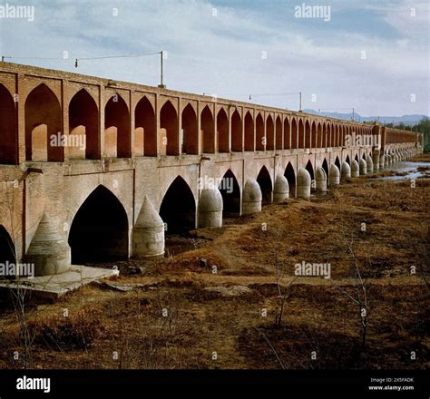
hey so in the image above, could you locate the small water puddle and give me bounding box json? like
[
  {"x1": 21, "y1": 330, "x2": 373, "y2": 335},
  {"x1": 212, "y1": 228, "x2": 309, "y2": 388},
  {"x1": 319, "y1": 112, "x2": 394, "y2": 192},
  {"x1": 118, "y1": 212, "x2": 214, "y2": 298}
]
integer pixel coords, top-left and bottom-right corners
[{"x1": 378, "y1": 161, "x2": 430, "y2": 181}]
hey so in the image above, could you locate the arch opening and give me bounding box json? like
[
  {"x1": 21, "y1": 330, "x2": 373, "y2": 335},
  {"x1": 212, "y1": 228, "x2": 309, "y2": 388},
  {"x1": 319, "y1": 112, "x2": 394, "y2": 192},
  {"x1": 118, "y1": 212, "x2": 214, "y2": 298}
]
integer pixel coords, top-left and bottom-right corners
[
  {"x1": 266, "y1": 115, "x2": 275, "y2": 151},
  {"x1": 182, "y1": 104, "x2": 198, "y2": 155},
  {"x1": 217, "y1": 109, "x2": 229, "y2": 153},
  {"x1": 135, "y1": 96, "x2": 156, "y2": 156},
  {"x1": 275, "y1": 116, "x2": 282, "y2": 150},
  {"x1": 256, "y1": 114, "x2": 265, "y2": 151},
  {"x1": 284, "y1": 118, "x2": 291, "y2": 150},
  {"x1": 244, "y1": 112, "x2": 254, "y2": 151},
  {"x1": 291, "y1": 118, "x2": 298, "y2": 149},
  {"x1": 160, "y1": 177, "x2": 196, "y2": 234},
  {"x1": 322, "y1": 124, "x2": 328, "y2": 148},
  {"x1": 305, "y1": 160, "x2": 315, "y2": 181},
  {"x1": 322, "y1": 159, "x2": 329, "y2": 176},
  {"x1": 305, "y1": 121, "x2": 311, "y2": 148},
  {"x1": 317, "y1": 123, "x2": 322, "y2": 148},
  {"x1": 160, "y1": 101, "x2": 179, "y2": 155},
  {"x1": 257, "y1": 166, "x2": 273, "y2": 204},
  {"x1": 219, "y1": 170, "x2": 241, "y2": 217},
  {"x1": 69, "y1": 89, "x2": 99, "y2": 160},
  {"x1": 201, "y1": 106, "x2": 215, "y2": 153},
  {"x1": 68, "y1": 186, "x2": 129, "y2": 263},
  {"x1": 284, "y1": 162, "x2": 296, "y2": 197},
  {"x1": 105, "y1": 95, "x2": 131, "y2": 158},
  {"x1": 0, "y1": 85, "x2": 17, "y2": 164},
  {"x1": 310, "y1": 122, "x2": 317, "y2": 148},
  {"x1": 25, "y1": 84, "x2": 63, "y2": 162},
  {"x1": 231, "y1": 110, "x2": 242, "y2": 152},
  {"x1": 335, "y1": 156, "x2": 341, "y2": 169},
  {"x1": 298, "y1": 119, "x2": 305, "y2": 148}
]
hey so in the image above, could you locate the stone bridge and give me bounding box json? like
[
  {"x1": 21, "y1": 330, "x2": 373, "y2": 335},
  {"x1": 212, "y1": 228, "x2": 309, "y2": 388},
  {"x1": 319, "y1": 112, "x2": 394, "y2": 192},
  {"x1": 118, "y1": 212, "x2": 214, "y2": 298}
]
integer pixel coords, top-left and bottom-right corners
[{"x1": 0, "y1": 63, "x2": 423, "y2": 276}]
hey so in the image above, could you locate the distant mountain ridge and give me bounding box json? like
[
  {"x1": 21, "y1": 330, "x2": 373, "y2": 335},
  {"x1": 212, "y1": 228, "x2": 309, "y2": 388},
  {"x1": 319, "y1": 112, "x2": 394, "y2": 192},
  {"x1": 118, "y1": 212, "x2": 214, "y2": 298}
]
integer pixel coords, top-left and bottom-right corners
[{"x1": 304, "y1": 110, "x2": 428, "y2": 126}]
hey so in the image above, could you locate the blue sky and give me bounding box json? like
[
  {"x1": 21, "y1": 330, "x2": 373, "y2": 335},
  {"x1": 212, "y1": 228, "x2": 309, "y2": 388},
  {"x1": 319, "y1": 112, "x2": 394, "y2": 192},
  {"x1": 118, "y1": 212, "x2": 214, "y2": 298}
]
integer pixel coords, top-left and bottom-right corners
[{"x1": 0, "y1": 0, "x2": 429, "y2": 116}]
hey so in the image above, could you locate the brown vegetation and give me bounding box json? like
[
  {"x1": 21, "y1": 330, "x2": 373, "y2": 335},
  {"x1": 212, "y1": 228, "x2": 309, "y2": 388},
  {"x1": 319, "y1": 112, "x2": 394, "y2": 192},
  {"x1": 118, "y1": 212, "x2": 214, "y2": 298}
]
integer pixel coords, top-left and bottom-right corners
[{"x1": 0, "y1": 157, "x2": 429, "y2": 369}]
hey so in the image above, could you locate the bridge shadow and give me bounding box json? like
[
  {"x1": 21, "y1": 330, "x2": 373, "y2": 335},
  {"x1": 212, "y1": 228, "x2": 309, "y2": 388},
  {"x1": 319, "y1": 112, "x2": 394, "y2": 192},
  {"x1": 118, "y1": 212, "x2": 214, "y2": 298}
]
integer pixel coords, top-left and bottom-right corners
[
  {"x1": 0, "y1": 225, "x2": 16, "y2": 264},
  {"x1": 68, "y1": 186, "x2": 129, "y2": 264}
]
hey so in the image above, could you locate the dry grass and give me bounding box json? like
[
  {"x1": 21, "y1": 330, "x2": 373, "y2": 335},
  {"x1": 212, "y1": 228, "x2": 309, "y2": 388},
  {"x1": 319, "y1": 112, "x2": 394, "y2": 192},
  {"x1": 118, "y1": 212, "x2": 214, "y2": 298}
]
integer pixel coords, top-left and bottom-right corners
[{"x1": 0, "y1": 157, "x2": 429, "y2": 369}]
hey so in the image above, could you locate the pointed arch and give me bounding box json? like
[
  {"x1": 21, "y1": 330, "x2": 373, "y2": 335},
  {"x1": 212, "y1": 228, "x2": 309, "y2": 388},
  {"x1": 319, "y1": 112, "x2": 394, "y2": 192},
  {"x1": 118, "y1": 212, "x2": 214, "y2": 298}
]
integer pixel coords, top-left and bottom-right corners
[
  {"x1": 68, "y1": 185, "x2": 129, "y2": 263},
  {"x1": 322, "y1": 158, "x2": 329, "y2": 176},
  {"x1": 244, "y1": 111, "x2": 254, "y2": 151},
  {"x1": 305, "y1": 120, "x2": 311, "y2": 148},
  {"x1": 182, "y1": 104, "x2": 198, "y2": 155},
  {"x1": 219, "y1": 169, "x2": 241, "y2": 217},
  {"x1": 257, "y1": 166, "x2": 273, "y2": 204},
  {"x1": 266, "y1": 115, "x2": 275, "y2": 151},
  {"x1": 160, "y1": 176, "x2": 196, "y2": 233},
  {"x1": 305, "y1": 160, "x2": 315, "y2": 181},
  {"x1": 335, "y1": 156, "x2": 341, "y2": 169},
  {"x1": 292, "y1": 118, "x2": 298, "y2": 149},
  {"x1": 25, "y1": 83, "x2": 63, "y2": 161},
  {"x1": 333, "y1": 125, "x2": 338, "y2": 147},
  {"x1": 69, "y1": 89, "x2": 99, "y2": 159},
  {"x1": 217, "y1": 108, "x2": 229, "y2": 153},
  {"x1": 135, "y1": 96, "x2": 156, "y2": 156},
  {"x1": 0, "y1": 84, "x2": 17, "y2": 164},
  {"x1": 275, "y1": 116, "x2": 283, "y2": 150},
  {"x1": 231, "y1": 110, "x2": 242, "y2": 152},
  {"x1": 160, "y1": 100, "x2": 179, "y2": 155},
  {"x1": 256, "y1": 113, "x2": 265, "y2": 151},
  {"x1": 310, "y1": 121, "x2": 317, "y2": 148},
  {"x1": 317, "y1": 123, "x2": 323, "y2": 148},
  {"x1": 284, "y1": 117, "x2": 291, "y2": 149},
  {"x1": 298, "y1": 119, "x2": 305, "y2": 148},
  {"x1": 105, "y1": 94, "x2": 131, "y2": 158},
  {"x1": 201, "y1": 106, "x2": 215, "y2": 153},
  {"x1": 330, "y1": 124, "x2": 335, "y2": 147},
  {"x1": 322, "y1": 123, "x2": 328, "y2": 148},
  {"x1": 284, "y1": 162, "x2": 296, "y2": 197}
]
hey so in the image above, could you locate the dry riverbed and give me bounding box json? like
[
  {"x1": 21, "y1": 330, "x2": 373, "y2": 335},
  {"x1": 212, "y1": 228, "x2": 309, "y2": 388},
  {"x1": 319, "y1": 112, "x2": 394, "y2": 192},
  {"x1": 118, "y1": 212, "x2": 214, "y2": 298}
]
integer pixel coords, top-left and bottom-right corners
[{"x1": 0, "y1": 155, "x2": 429, "y2": 369}]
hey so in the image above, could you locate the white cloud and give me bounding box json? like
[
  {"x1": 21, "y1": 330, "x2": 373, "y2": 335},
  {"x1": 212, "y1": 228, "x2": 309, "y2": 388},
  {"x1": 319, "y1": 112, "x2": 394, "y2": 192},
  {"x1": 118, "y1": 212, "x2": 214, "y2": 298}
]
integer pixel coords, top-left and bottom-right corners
[{"x1": 0, "y1": 0, "x2": 428, "y2": 116}]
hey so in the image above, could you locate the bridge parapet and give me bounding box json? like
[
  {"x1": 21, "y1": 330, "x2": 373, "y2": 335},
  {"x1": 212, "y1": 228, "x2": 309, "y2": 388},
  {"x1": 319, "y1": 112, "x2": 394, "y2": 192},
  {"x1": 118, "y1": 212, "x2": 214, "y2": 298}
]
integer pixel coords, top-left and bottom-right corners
[{"x1": 0, "y1": 62, "x2": 420, "y2": 167}]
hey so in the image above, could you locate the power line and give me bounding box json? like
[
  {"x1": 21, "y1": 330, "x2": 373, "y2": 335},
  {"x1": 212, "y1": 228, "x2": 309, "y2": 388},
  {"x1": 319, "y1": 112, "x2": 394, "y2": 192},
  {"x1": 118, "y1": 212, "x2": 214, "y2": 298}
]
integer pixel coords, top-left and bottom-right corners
[
  {"x1": 74, "y1": 51, "x2": 166, "y2": 88},
  {"x1": 75, "y1": 52, "x2": 160, "y2": 64},
  {"x1": 1, "y1": 55, "x2": 66, "y2": 61}
]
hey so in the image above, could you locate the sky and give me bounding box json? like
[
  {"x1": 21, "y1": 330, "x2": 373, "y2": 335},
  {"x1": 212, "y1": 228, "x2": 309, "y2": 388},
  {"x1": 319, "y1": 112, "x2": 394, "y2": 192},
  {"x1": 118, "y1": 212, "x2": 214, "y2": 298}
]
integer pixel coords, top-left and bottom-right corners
[{"x1": 0, "y1": 0, "x2": 429, "y2": 116}]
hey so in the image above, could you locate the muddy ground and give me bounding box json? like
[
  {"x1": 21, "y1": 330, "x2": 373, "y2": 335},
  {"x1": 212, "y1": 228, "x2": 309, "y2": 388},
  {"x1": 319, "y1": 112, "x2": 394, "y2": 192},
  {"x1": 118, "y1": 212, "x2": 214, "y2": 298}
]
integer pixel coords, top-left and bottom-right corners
[{"x1": 0, "y1": 155, "x2": 429, "y2": 369}]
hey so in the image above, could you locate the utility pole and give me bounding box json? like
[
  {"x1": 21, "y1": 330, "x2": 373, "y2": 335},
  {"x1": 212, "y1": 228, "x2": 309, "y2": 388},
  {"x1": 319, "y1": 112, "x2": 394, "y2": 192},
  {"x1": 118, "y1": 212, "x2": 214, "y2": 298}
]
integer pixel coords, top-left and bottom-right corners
[
  {"x1": 299, "y1": 91, "x2": 302, "y2": 112},
  {"x1": 158, "y1": 50, "x2": 166, "y2": 89}
]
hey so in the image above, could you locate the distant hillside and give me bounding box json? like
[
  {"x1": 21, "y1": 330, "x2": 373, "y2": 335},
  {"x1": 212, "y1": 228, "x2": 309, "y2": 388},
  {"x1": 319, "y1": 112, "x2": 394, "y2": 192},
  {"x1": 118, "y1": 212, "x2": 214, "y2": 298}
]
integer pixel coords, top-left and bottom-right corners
[{"x1": 304, "y1": 110, "x2": 428, "y2": 126}]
